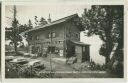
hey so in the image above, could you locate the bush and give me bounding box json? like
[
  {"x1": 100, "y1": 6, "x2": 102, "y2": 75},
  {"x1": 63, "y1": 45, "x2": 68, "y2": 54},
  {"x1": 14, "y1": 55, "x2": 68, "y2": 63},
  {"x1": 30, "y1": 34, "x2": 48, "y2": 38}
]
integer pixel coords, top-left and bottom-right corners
[
  {"x1": 5, "y1": 61, "x2": 56, "y2": 78},
  {"x1": 5, "y1": 62, "x2": 22, "y2": 78},
  {"x1": 37, "y1": 71, "x2": 55, "y2": 78},
  {"x1": 110, "y1": 61, "x2": 123, "y2": 77},
  {"x1": 90, "y1": 61, "x2": 106, "y2": 71}
]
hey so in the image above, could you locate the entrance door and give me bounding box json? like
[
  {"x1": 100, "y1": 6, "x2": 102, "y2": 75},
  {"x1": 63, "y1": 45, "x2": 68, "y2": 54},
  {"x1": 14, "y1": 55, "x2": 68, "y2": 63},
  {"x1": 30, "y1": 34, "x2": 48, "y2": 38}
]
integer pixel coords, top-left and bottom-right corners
[
  {"x1": 82, "y1": 46, "x2": 86, "y2": 62},
  {"x1": 75, "y1": 45, "x2": 82, "y2": 63}
]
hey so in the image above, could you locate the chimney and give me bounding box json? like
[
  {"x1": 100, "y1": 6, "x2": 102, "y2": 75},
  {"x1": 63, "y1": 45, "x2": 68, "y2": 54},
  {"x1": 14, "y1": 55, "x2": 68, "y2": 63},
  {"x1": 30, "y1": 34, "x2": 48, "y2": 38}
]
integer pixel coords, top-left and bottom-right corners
[{"x1": 47, "y1": 14, "x2": 51, "y2": 23}]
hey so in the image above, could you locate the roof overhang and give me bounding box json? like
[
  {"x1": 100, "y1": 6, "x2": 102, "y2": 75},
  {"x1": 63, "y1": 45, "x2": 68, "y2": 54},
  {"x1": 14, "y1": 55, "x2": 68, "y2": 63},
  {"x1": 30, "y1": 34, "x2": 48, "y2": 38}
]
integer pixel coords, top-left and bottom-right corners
[
  {"x1": 21, "y1": 14, "x2": 84, "y2": 35},
  {"x1": 70, "y1": 40, "x2": 90, "y2": 46}
]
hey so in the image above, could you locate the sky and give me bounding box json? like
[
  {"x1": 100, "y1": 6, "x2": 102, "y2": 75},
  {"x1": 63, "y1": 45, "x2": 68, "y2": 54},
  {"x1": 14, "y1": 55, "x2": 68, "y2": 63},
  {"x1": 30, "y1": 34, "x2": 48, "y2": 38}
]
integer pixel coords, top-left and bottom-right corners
[
  {"x1": 5, "y1": 4, "x2": 91, "y2": 27},
  {"x1": 5, "y1": 3, "x2": 105, "y2": 64}
]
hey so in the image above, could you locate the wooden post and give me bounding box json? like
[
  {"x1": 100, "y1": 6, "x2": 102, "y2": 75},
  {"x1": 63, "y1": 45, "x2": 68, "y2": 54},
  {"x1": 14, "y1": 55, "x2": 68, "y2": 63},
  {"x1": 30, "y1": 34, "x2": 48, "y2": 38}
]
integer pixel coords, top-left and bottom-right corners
[{"x1": 50, "y1": 31, "x2": 53, "y2": 77}]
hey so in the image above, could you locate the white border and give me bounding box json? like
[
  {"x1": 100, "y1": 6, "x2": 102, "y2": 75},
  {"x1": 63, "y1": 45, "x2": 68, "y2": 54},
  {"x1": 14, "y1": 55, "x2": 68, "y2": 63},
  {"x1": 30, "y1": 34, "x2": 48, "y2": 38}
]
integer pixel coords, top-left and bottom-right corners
[{"x1": 1, "y1": 0, "x2": 127, "y2": 83}]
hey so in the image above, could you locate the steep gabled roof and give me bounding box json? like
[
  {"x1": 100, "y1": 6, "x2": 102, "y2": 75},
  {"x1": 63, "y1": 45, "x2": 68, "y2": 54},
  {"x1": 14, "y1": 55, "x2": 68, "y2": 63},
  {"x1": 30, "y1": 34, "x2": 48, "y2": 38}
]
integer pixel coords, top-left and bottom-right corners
[{"x1": 23, "y1": 14, "x2": 83, "y2": 34}]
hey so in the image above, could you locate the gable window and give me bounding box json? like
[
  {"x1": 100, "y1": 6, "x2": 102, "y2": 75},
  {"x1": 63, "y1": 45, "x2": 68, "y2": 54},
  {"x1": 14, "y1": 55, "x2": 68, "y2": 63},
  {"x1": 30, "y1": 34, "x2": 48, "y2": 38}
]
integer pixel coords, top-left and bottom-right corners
[{"x1": 48, "y1": 32, "x2": 56, "y2": 38}]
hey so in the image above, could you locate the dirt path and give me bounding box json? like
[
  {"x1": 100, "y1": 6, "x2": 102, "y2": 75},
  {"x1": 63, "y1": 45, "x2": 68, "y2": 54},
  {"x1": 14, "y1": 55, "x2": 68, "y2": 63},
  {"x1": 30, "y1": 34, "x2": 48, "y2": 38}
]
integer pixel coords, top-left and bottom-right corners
[{"x1": 37, "y1": 57, "x2": 74, "y2": 72}]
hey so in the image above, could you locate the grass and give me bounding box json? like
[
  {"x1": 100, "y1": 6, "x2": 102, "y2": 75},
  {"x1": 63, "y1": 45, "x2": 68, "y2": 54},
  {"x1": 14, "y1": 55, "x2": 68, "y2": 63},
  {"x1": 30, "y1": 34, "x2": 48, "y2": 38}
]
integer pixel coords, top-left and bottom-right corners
[
  {"x1": 53, "y1": 72, "x2": 120, "y2": 78},
  {"x1": 5, "y1": 52, "x2": 122, "y2": 78}
]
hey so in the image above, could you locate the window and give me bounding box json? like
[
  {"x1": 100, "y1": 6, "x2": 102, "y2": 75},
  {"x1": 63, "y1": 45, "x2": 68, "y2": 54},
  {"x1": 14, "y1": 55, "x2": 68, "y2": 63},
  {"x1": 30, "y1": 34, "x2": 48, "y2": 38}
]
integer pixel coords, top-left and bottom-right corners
[
  {"x1": 76, "y1": 33, "x2": 79, "y2": 38},
  {"x1": 48, "y1": 32, "x2": 56, "y2": 38},
  {"x1": 48, "y1": 33, "x2": 51, "y2": 38},
  {"x1": 48, "y1": 46, "x2": 55, "y2": 53},
  {"x1": 47, "y1": 42, "x2": 50, "y2": 44},
  {"x1": 52, "y1": 32, "x2": 55, "y2": 38},
  {"x1": 35, "y1": 35, "x2": 39, "y2": 40},
  {"x1": 83, "y1": 47, "x2": 85, "y2": 52},
  {"x1": 58, "y1": 41, "x2": 63, "y2": 44}
]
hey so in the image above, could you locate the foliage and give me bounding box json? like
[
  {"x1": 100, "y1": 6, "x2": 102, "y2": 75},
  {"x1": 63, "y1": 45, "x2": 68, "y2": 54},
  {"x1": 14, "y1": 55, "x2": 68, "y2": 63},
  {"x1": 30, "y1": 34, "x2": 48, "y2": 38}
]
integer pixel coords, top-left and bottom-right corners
[
  {"x1": 90, "y1": 61, "x2": 106, "y2": 71},
  {"x1": 5, "y1": 62, "x2": 22, "y2": 78},
  {"x1": 82, "y1": 5, "x2": 123, "y2": 64},
  {"x1": 37, "y1": 71, "x2": 55, "y2": 78},
  {"x1": 5, "y1": 6, "x2": 33, "y2": 53},
  {"x1": 6, "y1": 19, "x2": 33, "y2": 52},
  {"x1": 5, "y1": 61, "x2": 55, "y2": 78},
  {"x1": 34, "y1": 16, "x2": 39, "y2": 26},
  {"x1": 28, "y1": 19, "x2": 33, "y2": 29},
  {"x1": 39, "y1": 17, "x2": 48, "y2": 26}
]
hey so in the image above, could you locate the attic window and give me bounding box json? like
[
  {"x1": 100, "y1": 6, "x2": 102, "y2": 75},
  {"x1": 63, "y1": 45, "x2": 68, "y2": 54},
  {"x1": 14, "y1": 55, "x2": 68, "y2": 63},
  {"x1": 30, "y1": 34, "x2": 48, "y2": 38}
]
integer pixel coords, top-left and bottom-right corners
[{"x1": 48, "y1": 32, "x2": 56, "y2": 38}]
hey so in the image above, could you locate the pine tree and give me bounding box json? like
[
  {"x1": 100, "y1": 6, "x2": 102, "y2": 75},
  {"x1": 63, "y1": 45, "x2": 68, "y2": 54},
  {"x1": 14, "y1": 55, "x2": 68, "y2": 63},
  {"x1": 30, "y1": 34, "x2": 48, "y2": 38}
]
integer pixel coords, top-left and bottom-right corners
[
  {"x1": 39, "y1": 17, "x2": 48, "y2": 26},
  {"x1": 28, "y1": 19, "x2": 33, "y2": 29}
]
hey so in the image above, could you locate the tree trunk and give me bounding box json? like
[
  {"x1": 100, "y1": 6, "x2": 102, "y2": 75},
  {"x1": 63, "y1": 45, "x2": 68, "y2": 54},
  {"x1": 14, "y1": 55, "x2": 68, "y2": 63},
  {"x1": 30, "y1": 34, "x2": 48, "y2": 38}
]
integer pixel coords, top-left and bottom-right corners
[
  {"x1": 14, "y1": 42, "x2": 18, "y2": 54},
  {"x1": 104, "y1": 39, "x2": 113, "y2": 65}
]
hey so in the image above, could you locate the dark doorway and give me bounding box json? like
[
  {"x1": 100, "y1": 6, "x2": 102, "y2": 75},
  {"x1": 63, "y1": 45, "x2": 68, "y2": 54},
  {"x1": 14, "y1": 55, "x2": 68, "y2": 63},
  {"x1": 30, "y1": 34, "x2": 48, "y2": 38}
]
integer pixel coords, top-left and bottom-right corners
[{"x1": 82, "y1": 46, "x2": 90, "y2": 62}]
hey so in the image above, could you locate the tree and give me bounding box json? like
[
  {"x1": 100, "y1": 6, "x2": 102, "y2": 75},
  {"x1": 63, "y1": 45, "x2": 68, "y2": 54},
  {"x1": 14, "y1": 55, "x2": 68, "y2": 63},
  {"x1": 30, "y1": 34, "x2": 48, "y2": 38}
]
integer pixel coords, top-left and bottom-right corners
[
  {"x1": 28, "y1": 19, "x2": 33, "y2": 29},
  {"x1": 10, "y1": 5, "x2": 21, "y2": 54},
  {"x1": 34, "y1": 16, "x2": 48, "y2": 26},
  {"x1": 34, "y1": 16, "x2": 39, "y2": 26},
  {"x1": 5, "y1": 6, "x2": 33, "y2": 54},
  {"x1": 81, "y1": 5, "x2": 123, "y2": 65},
  {"x1": 39, "y1": 17, "x2": 48, "y2": 26},
  {"x1": 18, "y1": 19, "x2": 33, "y2": 32}
]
